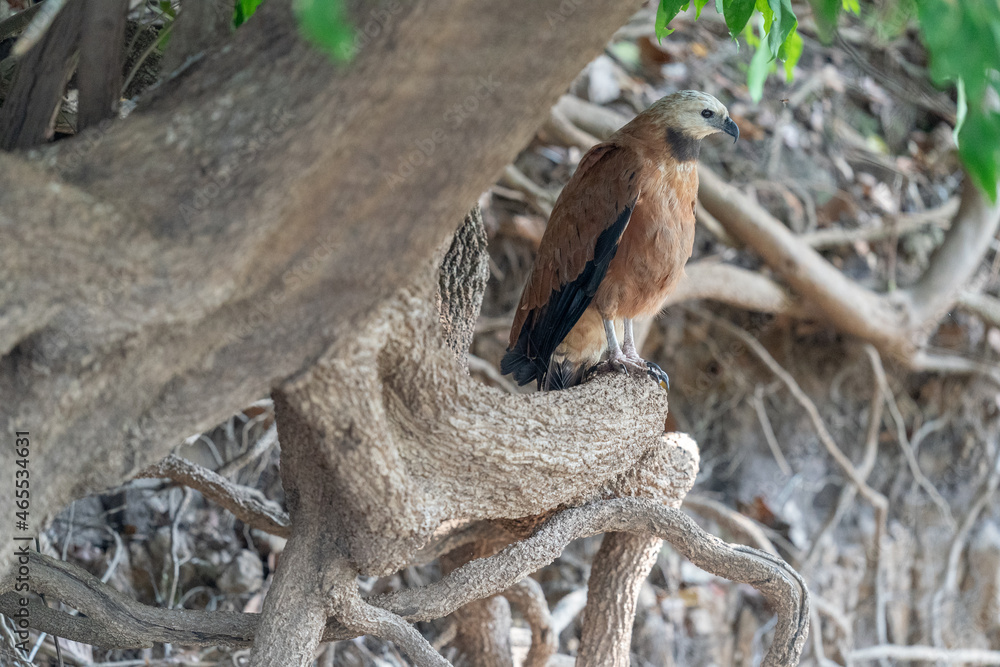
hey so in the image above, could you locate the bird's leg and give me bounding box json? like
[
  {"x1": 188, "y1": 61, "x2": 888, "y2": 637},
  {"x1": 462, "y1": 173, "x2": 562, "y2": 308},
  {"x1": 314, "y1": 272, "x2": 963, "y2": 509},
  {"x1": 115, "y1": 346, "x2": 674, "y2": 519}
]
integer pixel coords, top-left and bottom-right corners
[
  {"x1": 621, "y1": 318, "x2": 643, "y2": 363},
  {"x1": 603, "y1": 318, "x2": 629, "y2": 371},
  {"x1": 619, "y1": 318, "x2": 671, "y2": 391},
  {"x1": 601, "y1": 318, "x2": 647, "y2": 376}
]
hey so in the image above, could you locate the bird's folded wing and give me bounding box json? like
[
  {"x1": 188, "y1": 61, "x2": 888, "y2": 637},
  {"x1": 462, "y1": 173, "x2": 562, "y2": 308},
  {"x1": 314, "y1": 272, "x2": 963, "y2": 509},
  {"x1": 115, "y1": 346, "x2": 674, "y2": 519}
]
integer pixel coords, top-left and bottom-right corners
[{"x1": 508, "y1": 141, "x2": 642, "y2": 357}]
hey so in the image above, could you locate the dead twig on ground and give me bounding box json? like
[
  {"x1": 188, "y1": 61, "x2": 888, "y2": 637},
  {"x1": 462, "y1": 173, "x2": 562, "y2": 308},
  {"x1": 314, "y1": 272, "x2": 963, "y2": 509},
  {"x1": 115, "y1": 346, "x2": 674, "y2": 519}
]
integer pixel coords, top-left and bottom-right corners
[
  {"x1": 803, "y1": 345, "x2": 885, "y2": 571},
  {"x1": 931, "y1": 444, "x2": 1000, "y2": 651},
  {"x1": 167, "y1": 488, "x2": 192, "y2": 611},
  {"x1": 691, "y1": 309, "x2": 889, "y2": 515},
  {"x1": 873, "y1": 357, "x2": 954, "y2": 524},
  {"x1": 849, "y1": 645, "x2": 1000, "y2": 664},
  {"x1": 751, "y1": 385, "x2": 794, "y2": 477},
  {"x1": 802, "y1": 199, "x2": 959, "y2": 249}
]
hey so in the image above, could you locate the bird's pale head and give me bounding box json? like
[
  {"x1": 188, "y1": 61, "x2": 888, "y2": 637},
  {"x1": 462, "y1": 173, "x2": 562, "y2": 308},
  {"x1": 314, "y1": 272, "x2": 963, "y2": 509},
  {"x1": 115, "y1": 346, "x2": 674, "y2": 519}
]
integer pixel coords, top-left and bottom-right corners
[{"x1": 645, "y1": 90, "x2": 740, "y2": 143}]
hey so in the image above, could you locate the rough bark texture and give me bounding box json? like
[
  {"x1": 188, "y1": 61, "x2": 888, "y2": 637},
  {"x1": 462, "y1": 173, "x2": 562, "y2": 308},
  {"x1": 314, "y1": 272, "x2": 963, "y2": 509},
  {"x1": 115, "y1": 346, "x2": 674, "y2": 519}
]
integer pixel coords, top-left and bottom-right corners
[
  {"x1": 438, "y1": 206, "x2": 491, "y2": 371},
  {"x1": 576, "y1": 532, "x2": 663, "y2": 666},
  {"x1": 0, "y1": 3, "x2": 815, "y2": 663},
  {"x1": 503, "y1": 577, "x2": 557, "y2": 667},
  {"x1": 270, "y1": 288, "x2": 672, "y2": 576},
  {"x1": 0, "y1": 0, "x2": 648, "y2": 580},
  {"x1": 160, "y1": 0, "x2": 232, "y2": 74},
  {"x1": 137, "y1": 453, "x2": 291, "y2": 537},
  {"x1": 450, "y1": 595, "x2": 514, "y2": 667},
  {"x1": 0, "y1": 0, "x2": 83, "y2": 148},
  {"x1": 77, "y1": 0, "x2": 128, "y2": 130},
  {"x1": 439, "y1": 525, "x2": 519, "y2": 667},
  {"x1": 255, "y1": 203, "x2": 683, "y2": 661}
]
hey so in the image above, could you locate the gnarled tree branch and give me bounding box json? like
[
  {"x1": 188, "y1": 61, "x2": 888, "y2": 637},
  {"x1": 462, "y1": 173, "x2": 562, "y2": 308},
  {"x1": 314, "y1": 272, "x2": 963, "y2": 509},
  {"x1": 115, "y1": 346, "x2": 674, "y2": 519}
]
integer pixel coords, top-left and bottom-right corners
[
  {"x1": 137, "y1": 453, "x2": 290, "y2": 538},
  {"x1": 576, "y1": 532, "x2": 662, "y2": 666},
  {"x1": 503, "y1": 577, "x2": 556, "y2": 667},
  {"x1": 0, "y1": 0, "x2": 650, "y2": 581},
  {"x1": 370, "y1": 498, "x2": 809, "y2": 667}
]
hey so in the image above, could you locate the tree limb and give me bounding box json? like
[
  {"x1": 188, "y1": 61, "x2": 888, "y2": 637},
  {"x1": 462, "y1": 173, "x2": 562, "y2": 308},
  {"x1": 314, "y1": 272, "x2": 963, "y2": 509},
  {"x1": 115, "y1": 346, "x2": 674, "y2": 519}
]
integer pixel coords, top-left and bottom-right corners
[
  {"x1": 503, "y1": 578, "x2": 556, "y2": 667},
  {"x1": 848, "y1": 645, "x2": 1000, "y2": 664},
  {"x1": 801, "y1": 199, "x2": 958, "y2": 249},
  {"x1": 957, "y1": 291, "x2": 1000, "y2": 328},
  {"x1": 576, "y1": 532, "x2": 662, "y2": 666},
  {"x1": 0, "y1": 553, "x2": 257, "y2": 648},
  {"x1": 905, "y1": 179, "x2": 1000, "y2": 326},
  {"x1": 370, "y1": 498, "x2": 809, "y2": 667},
  {"x1": 137, "y1": 453, "x2": 290, "y2": 538},
  {"x1": 0, "y1": 0, "x2": 649, "y2": 580},
  {"x1": 0, "y1": 0, "x2": 82, "y2": 149},
  {"x1": 1, "y1": 495, "x2": 807, "y2": 667},
  {"x1": 697, "y1": 167, "x2": 915, "y2": 358},
  {"x1": 665, "y1": 261, "x2": 814, "y2": 318}
]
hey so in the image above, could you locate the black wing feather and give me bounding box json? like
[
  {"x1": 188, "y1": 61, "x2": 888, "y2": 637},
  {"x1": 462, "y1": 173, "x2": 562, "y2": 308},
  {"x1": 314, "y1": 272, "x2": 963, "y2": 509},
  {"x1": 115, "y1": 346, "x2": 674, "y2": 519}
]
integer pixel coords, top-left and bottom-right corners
[{"x1": 500, "y1": 199, "x2": 636, "y2": 388}]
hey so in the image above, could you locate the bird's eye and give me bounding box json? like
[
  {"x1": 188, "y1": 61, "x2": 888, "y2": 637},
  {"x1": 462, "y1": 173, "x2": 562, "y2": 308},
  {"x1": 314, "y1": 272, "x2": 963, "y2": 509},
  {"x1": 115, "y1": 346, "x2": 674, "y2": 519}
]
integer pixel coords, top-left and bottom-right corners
[{"x1": 701, "y1": 109, "x2": 714, "y2": 119}]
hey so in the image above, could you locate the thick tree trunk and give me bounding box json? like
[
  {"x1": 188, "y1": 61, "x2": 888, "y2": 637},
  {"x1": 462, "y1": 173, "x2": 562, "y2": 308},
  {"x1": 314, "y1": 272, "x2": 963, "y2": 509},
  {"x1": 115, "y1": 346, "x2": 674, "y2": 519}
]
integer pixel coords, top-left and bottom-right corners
[
  {"x1": 249, "y1": 202, "x2": 678, "y2": 661},
  {"x1": 0, "y1": 5, "x2": 814, "y2": 665},
  {"x1": 0, "y1": 0, "x2": 646, "y2": 579}
]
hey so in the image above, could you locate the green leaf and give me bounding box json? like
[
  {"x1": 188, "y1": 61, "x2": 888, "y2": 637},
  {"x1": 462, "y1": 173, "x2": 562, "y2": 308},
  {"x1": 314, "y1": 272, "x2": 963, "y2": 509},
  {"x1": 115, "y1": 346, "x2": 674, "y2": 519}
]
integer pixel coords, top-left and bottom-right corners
[
  {"x1": 234, "y1": 0, "x2": 265, "y2": 27},
  {"x1": 765, "y1": 0, "x2": 797, "y2": 62},
  {"x1": 778, "y1": 28, "x2": 802, "y2": 80},
  {"x1": 958, "y1": 110, "x2": 1000, "y2": 202},
  {"x1": 722, "y1": 0, "x2": 756, "y2": 39},
  {"x1": 842, "y1": 0, "x2": 859, "y2": 14},
  {"x1": 655, "y1": 0, "x2": 691, "y2": 40},
  {"x1": 294, "y1": 0, "x2": 354, "y2": 61},
  {"x1": 807, "y1": 0, "x2": 839, "y2": 41},
  {"x1": 694, "y1": 0, "x2": 711, "y2": 19},
  {"x1": 917, "y1": 0, "x2": 1000, "y2": 198},
  {"x1": 755, "y1": 0, "x2": 774, "y2": 33},
  {"x1": 747, "y1": 30, "x2": 772, "y2": 101}
]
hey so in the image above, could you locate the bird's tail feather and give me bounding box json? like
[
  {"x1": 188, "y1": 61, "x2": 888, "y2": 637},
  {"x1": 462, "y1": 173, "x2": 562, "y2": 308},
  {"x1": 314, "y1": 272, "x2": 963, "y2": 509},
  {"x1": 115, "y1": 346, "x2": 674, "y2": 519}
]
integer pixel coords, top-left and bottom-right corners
[
  {"x1": 543, "y1": 357, "x2": 585, "y2": 391},
  {"x1": 500, "y1": 330, "x2": 548, "y2": 387},
  {"x1": 501, "y1": 327, "x2": 586, "y2": 390}
]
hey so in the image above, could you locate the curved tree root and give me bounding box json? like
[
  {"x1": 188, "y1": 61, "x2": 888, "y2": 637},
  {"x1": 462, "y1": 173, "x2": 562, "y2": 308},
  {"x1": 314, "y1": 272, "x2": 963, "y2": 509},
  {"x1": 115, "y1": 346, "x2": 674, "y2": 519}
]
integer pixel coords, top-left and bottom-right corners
[
  {"x1": 503, "y1": 577, "x2": 557, "y2": 667},
  {"x1": 2, "y1": 497, "x2": 809, "y2": 666},
  {"x1": 576, "y1": 532, "x2": 662, "y2": 666},
  {"x1": 249, "y1": 528, "x2": 450, "y2": 667},
  {"x1": 439, "y1": 529, "x2": 519, "y2": 667},
  {"x1": 367, "y1": 498, "x2": 809, "y2": 667},
  {"x1": 1, "y1": 205, "x2": 809, "y2": 665}
]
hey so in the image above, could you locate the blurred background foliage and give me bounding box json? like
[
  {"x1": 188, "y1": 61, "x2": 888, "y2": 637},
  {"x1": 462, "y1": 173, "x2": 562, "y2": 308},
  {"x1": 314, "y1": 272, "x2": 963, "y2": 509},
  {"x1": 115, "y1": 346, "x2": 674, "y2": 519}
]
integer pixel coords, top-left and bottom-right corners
[{"x1": 654, "y1": 0, "x2": 1000, "y2": 198}]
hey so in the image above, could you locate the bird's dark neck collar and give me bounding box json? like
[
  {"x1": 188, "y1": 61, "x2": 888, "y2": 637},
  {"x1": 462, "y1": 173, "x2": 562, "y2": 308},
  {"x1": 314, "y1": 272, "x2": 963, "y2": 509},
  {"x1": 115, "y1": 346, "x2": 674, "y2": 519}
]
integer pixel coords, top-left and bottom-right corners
[{"x1": 666, "y1": 128, "x2": 700, "y2": 162}]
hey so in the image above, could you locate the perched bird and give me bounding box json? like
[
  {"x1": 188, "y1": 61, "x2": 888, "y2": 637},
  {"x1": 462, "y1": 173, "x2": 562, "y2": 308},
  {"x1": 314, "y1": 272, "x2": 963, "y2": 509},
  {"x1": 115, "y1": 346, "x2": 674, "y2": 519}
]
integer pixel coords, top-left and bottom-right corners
[{"x1": 501, "y1": 90, "x2": 738, "y2": 390}]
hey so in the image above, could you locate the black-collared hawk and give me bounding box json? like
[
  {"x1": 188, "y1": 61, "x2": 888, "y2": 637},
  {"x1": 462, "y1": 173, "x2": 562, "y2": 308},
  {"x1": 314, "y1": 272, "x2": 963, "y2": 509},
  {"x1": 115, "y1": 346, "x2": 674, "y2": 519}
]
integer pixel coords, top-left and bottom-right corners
[{"x1": 501, "y1": 90, "x2": 739, "y2": 390}]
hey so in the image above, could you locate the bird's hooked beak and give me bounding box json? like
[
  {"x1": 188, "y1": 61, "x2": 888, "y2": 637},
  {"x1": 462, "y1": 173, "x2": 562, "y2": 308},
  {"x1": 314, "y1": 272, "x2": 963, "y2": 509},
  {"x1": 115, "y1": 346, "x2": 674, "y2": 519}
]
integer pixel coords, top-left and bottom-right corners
[{"x1": 722, "y1": 116, "x2": 739, "y2": 143}]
